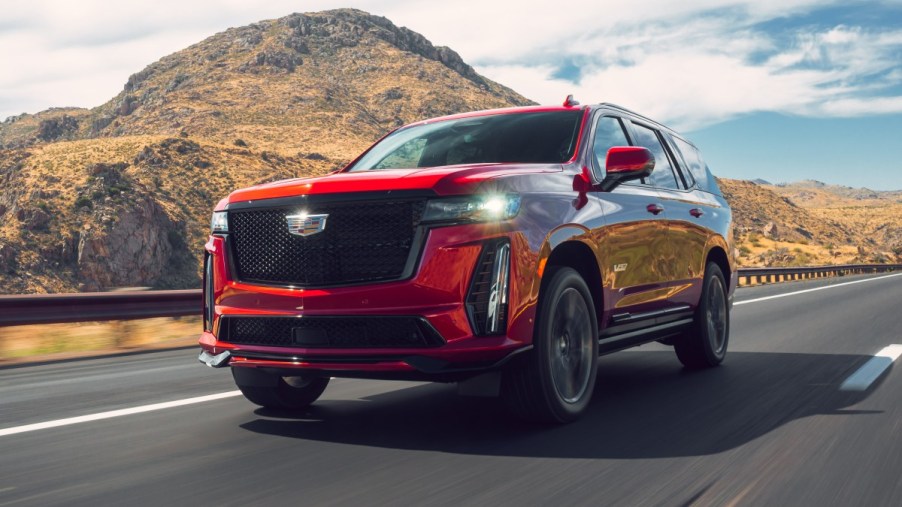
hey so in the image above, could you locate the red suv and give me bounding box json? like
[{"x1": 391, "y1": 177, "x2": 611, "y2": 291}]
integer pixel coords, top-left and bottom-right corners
[{"x1": 199, "y1": 99, "x2": 736, "y2": 423}]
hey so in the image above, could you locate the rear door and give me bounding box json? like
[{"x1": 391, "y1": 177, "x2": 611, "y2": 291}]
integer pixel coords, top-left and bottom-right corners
[
  {"x1": 650, "y1": 131, "x2": 719, "y2": 308},
  {"x1": 630, "y1": 120, "x2": 705, "y2": 310}
]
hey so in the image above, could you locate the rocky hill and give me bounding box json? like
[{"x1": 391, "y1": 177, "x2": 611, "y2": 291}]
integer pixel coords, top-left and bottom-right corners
[
  {"x1": 0, "y1": 9, "x2": 532, "y2": 294},
  {"x1": 720, "y1": 179, "x2": 901, "y2": 267}
]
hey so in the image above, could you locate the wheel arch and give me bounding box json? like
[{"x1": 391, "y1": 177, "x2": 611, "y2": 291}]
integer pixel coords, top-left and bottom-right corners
[
  {"x1": 705, "y1": 245, "x2": 731, "y2": 285},
  {"x1": 544, "y1": 240, "x2": 604, "y2": 328}
]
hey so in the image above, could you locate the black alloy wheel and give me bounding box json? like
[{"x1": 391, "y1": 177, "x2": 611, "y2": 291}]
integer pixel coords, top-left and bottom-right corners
[
  {"x1": 502, "y1": 266, "x2": 598, "y2": 423},
  {"x1": 673, "y1": 262, "x2": 729, "y2": 368}
]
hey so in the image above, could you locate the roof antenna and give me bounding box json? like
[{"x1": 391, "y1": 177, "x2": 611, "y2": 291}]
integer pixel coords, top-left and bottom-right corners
[{"x1": 563, "y1": 94, "x2": 580, "y2": 107}]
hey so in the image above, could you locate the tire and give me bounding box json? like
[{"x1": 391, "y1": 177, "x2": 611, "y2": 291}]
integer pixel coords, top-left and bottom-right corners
[
  {"x1": 502, "y1": 266, "x2": 598, "y2": 423},
  {"x1": 674, "y1": 262, "x2": 729, "y2": 369},
  {"x1": 231, "y1": 367, "x2": 329, "y2": 410}
]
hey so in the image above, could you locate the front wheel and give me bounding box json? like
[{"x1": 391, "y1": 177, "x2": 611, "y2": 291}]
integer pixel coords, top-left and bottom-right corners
[
  {"x1": 502, "y1": 266, "x2": 598, "y2": 423},
  {"x1": 232, "y1": 367, "x2": 329, "y2": 410},
  {"x1": 673, "y1": 262, "x2": 729, "y2": 369}
]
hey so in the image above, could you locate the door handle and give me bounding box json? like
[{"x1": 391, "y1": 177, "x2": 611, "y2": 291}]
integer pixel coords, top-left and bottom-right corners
[
  {"x1": 646, "y1": 204, "x2": 665, "y2": 215},
  {"x1": 690, "y1": 208, "x2": 704, "y2": 218}
]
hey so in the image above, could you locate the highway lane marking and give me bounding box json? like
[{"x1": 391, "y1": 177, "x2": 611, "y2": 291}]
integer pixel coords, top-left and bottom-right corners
[
  {"x1": 840, "y1": 345, "x2": 902, "y2": 391},
  {"x1": 0, "y1": 391, "x2": 241, "y2": 438},
  {"x1": 734, "y1": 272, "x2": 902, "y2": 306}
]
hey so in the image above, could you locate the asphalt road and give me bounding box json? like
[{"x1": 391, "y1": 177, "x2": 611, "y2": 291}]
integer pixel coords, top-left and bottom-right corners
[{"x1": 1, "y1": 273, "x2": 901, "y2": 506}]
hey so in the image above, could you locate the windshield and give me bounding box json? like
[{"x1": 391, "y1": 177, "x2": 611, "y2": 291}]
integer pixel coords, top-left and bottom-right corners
[{"x1": 347, "y1": 110, "x2": 583, "y2": 171}]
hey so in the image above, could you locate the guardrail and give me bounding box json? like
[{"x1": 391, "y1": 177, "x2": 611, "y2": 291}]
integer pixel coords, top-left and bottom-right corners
[
  {"x1": 0, "y1": 264, "x2": 899, "y2": 327},
  {"x1": 736, "y1": 264, "x2": 901, "y2": 287},
  {"x1": 0, "y1": 290, "x2": 200, "y2": 327}
]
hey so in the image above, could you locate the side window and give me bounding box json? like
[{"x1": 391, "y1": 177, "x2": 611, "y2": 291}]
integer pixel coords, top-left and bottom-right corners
[
  {"x1": 630, "y1": 123, "x2": 680, "y2": 190},
  {"x1": 663, "y1": 134, "x2": 695, "y2": 188},
  {"x1": 591, "y1": 116, "x2": 630, "y2": 178},
  {"x1": 672, "y1": 137, "x2": 712, "y2": 191}
]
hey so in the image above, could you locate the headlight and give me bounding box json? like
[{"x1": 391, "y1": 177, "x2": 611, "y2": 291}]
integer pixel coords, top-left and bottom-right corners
[
  {"x1": 422, "y1": 194, "x2": 521, "y2": 224},
  {"x1": 210, "y1": 211, "x2": 228, "y2": 233}
]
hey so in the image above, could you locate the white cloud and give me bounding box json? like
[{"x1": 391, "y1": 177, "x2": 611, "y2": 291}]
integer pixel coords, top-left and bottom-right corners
[{"x1": 2, "y1": 0, "x2": 902, "y2": 130}]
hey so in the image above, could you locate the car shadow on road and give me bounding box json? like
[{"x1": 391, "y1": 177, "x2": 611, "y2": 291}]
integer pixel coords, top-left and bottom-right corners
[{"x1": 239, "y1": 350, "x2": 886, "y2": 459}]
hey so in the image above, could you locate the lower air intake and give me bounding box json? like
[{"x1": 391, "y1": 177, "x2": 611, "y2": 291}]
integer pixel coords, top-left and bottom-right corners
[{"x1": 218, "y1": 316, "x2": 444, "y2": 349}]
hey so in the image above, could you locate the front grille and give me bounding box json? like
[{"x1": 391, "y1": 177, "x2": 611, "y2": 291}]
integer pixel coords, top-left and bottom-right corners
[
  {"x1": 219, "y1": 316, "x2": 444, "y2": 349},
  {"x1": 229, "y1": 200, "x2": 425, "y2": 287}
]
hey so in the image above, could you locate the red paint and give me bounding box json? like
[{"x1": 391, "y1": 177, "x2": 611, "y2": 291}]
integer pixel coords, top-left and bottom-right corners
[{"x1": 605, "y1": 146, "x2": 655, "y2": 174}]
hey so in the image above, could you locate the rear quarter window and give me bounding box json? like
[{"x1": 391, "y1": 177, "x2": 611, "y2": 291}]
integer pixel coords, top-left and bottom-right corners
[{"x1": 672, "y1": 137, "x2": 721, "y2": 195}]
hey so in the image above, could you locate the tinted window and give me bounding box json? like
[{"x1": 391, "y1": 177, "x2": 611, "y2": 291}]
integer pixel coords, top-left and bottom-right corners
[
  {"x1": 349, "y1": 111, "x2": 583, "y2": 171},
  {"x1": 630, "y1": 123, "x2": 680, "y2": 189},
  {"x1": 591, "y1": 116, "x2": 630, "y2": 178},
  {"x1": 664, "y1": 135, "x2": 695, "y2": 188},
  {"x1": 673, "y1": 137, "x2": 719, "y2": 192}
]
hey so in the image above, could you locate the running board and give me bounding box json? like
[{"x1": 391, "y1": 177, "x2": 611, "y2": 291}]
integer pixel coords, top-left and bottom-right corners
[
  {"x1": 611, "y1": 305, "x2": 692, "y2": 324},
  {"x1": 598, "y1": 318, "x2": 693, "y2": 355}
]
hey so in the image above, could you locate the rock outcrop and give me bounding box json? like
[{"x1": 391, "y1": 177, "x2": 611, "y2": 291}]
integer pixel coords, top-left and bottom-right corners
[{"x1": 76, "y1": 196, "x2": 176, "y2": 291}]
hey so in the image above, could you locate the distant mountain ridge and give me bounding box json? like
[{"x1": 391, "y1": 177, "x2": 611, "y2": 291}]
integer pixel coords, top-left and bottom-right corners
[{"x1": 723, "y1": 178, "x2": 901, "y2": 266}]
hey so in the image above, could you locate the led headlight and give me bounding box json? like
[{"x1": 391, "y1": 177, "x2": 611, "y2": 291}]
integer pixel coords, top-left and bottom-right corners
[
  {"x1": 210, "y1": 211, "x2": 229, "y2": 233},
  {"x1": 422, "y1": 194, "x2": 521, "y2": 224}
]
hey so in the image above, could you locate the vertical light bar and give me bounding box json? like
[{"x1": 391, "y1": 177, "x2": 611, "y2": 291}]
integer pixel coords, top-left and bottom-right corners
[
  {"x1": 486, "y1": 243, "x2": 511, "y2": 334},
  {"x1": 203, "y1": 254, "x2": 214, "y2": 332}
]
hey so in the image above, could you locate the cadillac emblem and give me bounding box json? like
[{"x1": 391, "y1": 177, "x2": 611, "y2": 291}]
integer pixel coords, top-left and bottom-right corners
[{"x1": 286, "y1": 213, "x2": 328, "y2": 237}]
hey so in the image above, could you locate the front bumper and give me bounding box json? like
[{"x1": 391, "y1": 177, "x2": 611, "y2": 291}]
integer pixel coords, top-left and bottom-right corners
[{"x1": 199, "y1": 222, "x2": 540, "y2": 379}]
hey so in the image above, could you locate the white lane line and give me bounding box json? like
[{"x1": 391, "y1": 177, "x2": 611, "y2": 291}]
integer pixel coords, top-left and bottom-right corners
[
  {"x1": 734, "y1": 272, "x2": 902, "y2": 306},
  {"x1": 840, "y1": 345, "x2": 902, "y2": 391},
  {"x1": 0, "y1": 390, "x2": 241, "y2": 438}
]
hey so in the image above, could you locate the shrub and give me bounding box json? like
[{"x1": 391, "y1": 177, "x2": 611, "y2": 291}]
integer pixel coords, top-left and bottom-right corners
[{"x1": 74, "y1": 196, "x2": 93, "y2": 209}]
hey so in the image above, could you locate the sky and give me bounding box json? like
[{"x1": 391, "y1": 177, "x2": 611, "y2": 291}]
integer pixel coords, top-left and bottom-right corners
[{"x1": 2, "y1": 0, "x2": 902, "y2": 189}]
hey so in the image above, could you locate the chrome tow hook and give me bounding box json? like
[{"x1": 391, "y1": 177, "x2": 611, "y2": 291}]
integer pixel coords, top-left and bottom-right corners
[{"x1": 198, "y1": 350, "x2": 232, "y2": 368}]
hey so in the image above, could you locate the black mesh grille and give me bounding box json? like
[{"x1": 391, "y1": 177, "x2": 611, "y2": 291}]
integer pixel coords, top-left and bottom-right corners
[
  {"x1": 219, "y1": 316, "x2": 444, "y2": 349},
  {"x1": 229, "y1": 200, "x2": 425, "y2": 287}
]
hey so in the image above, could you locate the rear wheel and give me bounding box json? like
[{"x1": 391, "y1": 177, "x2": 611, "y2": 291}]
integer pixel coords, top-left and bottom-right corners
[
  {"x1": 231, "y1": 367, "x2": 329, "y2": 410},
  {"x1": 674, "y1": 262, "x2": 729, "y2": 369},
  {"x1": 502, "y1": 266, "x2": 598, "y2": 423}
]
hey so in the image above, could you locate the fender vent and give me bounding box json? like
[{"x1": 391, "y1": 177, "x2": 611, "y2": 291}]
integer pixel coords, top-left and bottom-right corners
[{"x1": 466, "y1": 239, "x2": 511, "y2": 336}]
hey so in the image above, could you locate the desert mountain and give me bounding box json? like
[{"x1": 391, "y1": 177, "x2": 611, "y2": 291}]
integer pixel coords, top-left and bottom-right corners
[
  {"x1": 720, "y1": 179, "x2": 901, "y2": 266},
  {"x1": 0, "y1": 9, "x2": 532, "y2": 294}
]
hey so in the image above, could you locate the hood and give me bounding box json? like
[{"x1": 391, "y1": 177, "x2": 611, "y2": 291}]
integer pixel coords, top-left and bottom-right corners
[{"x1": 224, "y1": 163, "x2": 562, "y2": 205}]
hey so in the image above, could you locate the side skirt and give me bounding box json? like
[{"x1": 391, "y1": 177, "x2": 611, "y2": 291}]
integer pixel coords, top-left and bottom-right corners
[{"x1": 598, "y1": 306, "x2": 694, "y2": 355}]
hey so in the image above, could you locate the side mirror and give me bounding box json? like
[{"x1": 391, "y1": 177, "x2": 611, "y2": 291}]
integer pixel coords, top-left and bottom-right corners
[{"x1": 599, "y1": 146, "x2": 655, "y2": 191}]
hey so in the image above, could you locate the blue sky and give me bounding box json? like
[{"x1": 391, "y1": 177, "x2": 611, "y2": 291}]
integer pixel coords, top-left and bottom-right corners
[{"x1": 2, "y1": 0, "x2": 902, "y2": 189}]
